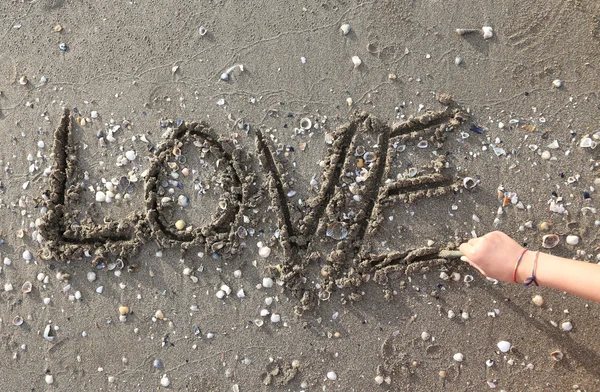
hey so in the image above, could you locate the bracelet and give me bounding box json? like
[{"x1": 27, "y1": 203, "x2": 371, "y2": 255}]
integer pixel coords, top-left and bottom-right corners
[
  {"x1": 513, "y1": 249, "x2": 528, "y2": 283},
  {"x1": 524, "y1": 251, "x2": 540, "y2": 287}
]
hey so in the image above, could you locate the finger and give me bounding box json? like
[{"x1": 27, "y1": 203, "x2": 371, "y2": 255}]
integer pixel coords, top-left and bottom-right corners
[
  {"x1": 461, "y1": 255, "x2": 486, "y2": 276},
  {"x1": 459, "y1": 243, "x2": 473, "y2": 257}
]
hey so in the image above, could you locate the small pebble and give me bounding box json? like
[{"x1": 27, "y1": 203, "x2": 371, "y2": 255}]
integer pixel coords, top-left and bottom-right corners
[
  {"x1": 453, "y1": 353, "x2": 464, "y2": 362},
  {"x1": 340, "y1": 23, "x2": 351, "y2": 35},
  {"x1": 374, "y1": 375, "x2": 384, "y2": 385},
  {"x1": 552, "y1": 79, "x2": 562, "y2": 88},
  {"x1": 258, "y1": 246, "x2": 271, "y2": 258},
  {"x1": 153, "y1": 359, "x2": 163, "y2": 369},
  {"x1": 59, "y1": 42, "x2": 67, "y2": 51},
  {"x1": 561, "y1": 321, "x2": 573, "y2": 331},
  {"x1": 22, "y1": 250, "x2": 32, "y2": 261},
  {"x1": 87, "y1": 271, "x2": 96, "y2": 282},
  {"x1": 270, "y1": 314, "x2": 281, "y2": 323},
  {"x1": 326, "y1": 371, "x2": 337, "y2": 381},
  {"x1": 45, "y1": 374, "x2": 54, "y2": 385}
]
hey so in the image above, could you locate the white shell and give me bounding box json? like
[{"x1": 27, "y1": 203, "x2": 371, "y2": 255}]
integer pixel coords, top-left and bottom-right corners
[
  {"x1": 22, "y1": 250, "x2": 32, "y2": 261},
  {"x1": 96, "y1": 191, "x2": 106, "y2": 202},
  {"x1": 87, "y1": 272, "x2": 96, "y2": 282},
  {"x1": 340, "y1": 23, "x2": 351, "y2": 35},
  {"x1": 482, "y1": 26, "x2": 493, "y2": 39},
  {"x1": 125, "y1": 150, "x2": 136, "y2": 161},
  {"x1": 262, "y1": 277, "x2": 274, "y2": 288},
  {"x1": 270, "y1": 313, "x2": 281, "y2": 323},
  {"x1": 421, "y1": 331, "x2": 430, "y2": 341},
  {"x1": 351, "y1": 55, "x2": 362, "y2": 68},
  {"x1": 453, "y1": 353, "x2": 464, "y2": 362},
  {"x1": 299, "y1": 117, "x2": 312, "y2": 130},
  {"x1": 326, "y1": 371, "x2": 337, "y2": 381},
  {"x1": 566, "y1": 235, "x2": 579, "y2": 245},
  {"x1": 258, "y1": 246, "x2": 271, "y2": 258},
  {"x1": 45, "y1": 375, "x2": 54, "y2": 385},
  {"x1": 547, "y1": 140, "x2": 559, "y2": 149},
  {"x1": 531, "y1": 295, "x2": 544, "y2": 307},
  {"x1": 552, "y1": 79, "x2": 562, "y2": 88},
  {"x1": 497, "y1": 340, "x2": 511, "y2": 353},
  {"x1": 160, "y1": 375, "x2": 170, "y2": 387},
  {"x1": 561, "y1": 321, "x2": 573, "y2": 331}
]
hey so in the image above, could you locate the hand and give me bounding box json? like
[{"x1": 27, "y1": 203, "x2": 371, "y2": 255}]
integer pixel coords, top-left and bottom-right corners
[{"x1": 458, "y1": 231, "x2": 525, "y2": 283}]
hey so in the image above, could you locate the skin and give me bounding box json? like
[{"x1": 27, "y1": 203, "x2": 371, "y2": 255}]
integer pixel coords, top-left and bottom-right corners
[{"x1": 459, "y1": 231, "x2": 600, "y2": 303}]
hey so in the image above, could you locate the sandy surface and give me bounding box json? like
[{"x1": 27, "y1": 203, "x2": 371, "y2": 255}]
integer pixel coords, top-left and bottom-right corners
[{"x1": 1, "y1": 0, "x2": 600, "y2": 391}]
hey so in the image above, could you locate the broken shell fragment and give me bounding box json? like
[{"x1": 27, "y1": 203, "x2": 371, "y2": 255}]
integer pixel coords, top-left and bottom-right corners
[
  {"x1": 21, "y1": 281, "x2": 32, "y2": 293},
  {"x1": 326, "y1": 221, "x2": 348, "y2": 241},
  {"x1": 482, "y1": 26, "x2": 494, "y2": 39},
  {"x1": 363, "y1": 151, "x2": 376, "y2": 163},
  {"x1": 417, "y1": 140, "x2": 428, "y2": 149},
  {"x1": 118, "y1": 306, "x2": 129, "y2": 316},
  {"x1": 463, "y1": 177, "x2": 477, "y2": 189},
  {"x1": 566, "y1": 235, "x2": 579, "y2": 245},
  {"x1": 352, "y1": 55, "x2": 362, "y2": 68},
  {"x1": 551, "y1": 350, "x2": 564, "y2": 361},
  {"x1": 340, "y1": 23, "x2": 351, "y2": 35},
  {"x1": 542, "y1": 234, "x2": 559, "y2": 249}
]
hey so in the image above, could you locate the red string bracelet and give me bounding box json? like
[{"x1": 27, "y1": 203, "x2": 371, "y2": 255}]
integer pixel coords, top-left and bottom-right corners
[
  {"x1": 524, "y1": 251, "x2": 540, "y2": 287},
  {"x1": 513, "y1": 249, "x2": 528, "y2": 283}
]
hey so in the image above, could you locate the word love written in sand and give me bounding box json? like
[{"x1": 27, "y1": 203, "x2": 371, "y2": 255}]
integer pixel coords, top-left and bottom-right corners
[{"x1": 38, "y1": 97, "x2": 470, "y2": 301}]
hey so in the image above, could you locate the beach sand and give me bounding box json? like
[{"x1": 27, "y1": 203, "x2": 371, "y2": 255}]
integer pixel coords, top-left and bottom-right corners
[{"x1": 0, "y1": 0, "x2": 599, "y2": 390}]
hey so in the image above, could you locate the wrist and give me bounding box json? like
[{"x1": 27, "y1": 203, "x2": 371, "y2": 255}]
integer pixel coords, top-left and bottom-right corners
[{"x1": 515, "y1": 250, "x2": 536, "y2": 285}]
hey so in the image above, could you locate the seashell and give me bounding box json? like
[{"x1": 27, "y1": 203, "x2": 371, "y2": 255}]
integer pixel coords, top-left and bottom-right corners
[
  {"x1": 22, "y1": 250, "x2": 32, "y2": 261},
  {"x1": 552, "y1": 79, "x2": 562, "y2": 88},
  {"x1": 351, "y1": 55, "x2": 362, "y2": 68},
  {"x1": 531, "y1": 294, "x2": 544, "y2": 307},
  {"x1": 580, "y1": 137, "x2": 595, "y2": 148},
  {"x1": 177, "y1": 195, "x2": 189, "y2": 207},
  {"x1": 258, "y1": 246, "x2": 271, "y2": 258},
  {"x1": 199, "y1": 25, "x2": 207, "y2": 36},
  {"x1": 455, "y1": 28, "x2": 480, "y2": 36},
  {"x1": 463, "y1": 177, "x2": 477, "y2": 189},
  {"x1": 547, "y1": 140, "x2": 559, "y2": 149},
  {"x1": 218, "y1": 200, "x2": 227, "y2": 210},
  {"x1": 482, "y1": 26, "x2": 494, "y2": 39},
  {"x1": 21, "y1": 281, "x2": 32, "y2": 293},
  {"x1": 118, "y1": 306, "x2": 129, "y2": 316},
  {"x1": 463, "y1": 275, "x2": 474, "y2": 283},
  {"x1": 19, "y1": 76, "x2": 28, "y2": 85},
  {"x1": 551, "y1": 350, "x2": 564, "y2": 361},
  {"x1": 125, "y1": 150, "x2": 136, "y2": 161},
  {"x1": 172, "y1": 147, "x2": 182, "y2": 156},
  {"x1": 417, "y1": 140, "x2": 428, "y2": 149},
  {"x1": 299, "y1": 117, "x2": 312, "y2": 130},
  {"x1": 236, "y1": 226, "x2": 248, "y2": 239},
  {"x1": 455, "y1": 56, "x2": 463, "y2": 66},
  {"x1": 460, "y1": 131, "x2": 469, "y2": 139},
  {"x1": 355, "y1": 146, "x2": 366, "y2": 156},
  {"x1": 363, "y1": 151, "x2": 377, "y2": 163},
  {"x1": 453, "y1": 353, "x2": 464, "y2": 362},
  {"x1": 407, "y1": 167, "x2": 418, "y2": 178},
  {"x1": 155, "y1": 310, "x2": 165, "y2": 319},
  {"x1": 175, "y1": 220, "x2": 186, "y2": 230},
  {"x1": 43, "y1": 324, "x2": 54, "y2": 341},
  {"x1": 542, "y1": 234, "x2": 559, "y2": 249},
  {"x1": 561, "y1": 320, "x2": 573, "y2": 331},
  {"x1": 326, "y1": 221, "x2": 348, "y2": 241},
  {"x1": 324, "y1": 132, "x2": 335, "y2": 144},
  {"x1": 12, "y1": 315, "x2": 23, "y2": 326},
  {"x1": 497, "y1": 340, "x2": 511, "y2": 353},
  {"x1": 566, "y1": 235, "x2": 579, "y2": 245},
  {"x1": 254, "y1": 319, "x2": 264, "y2": 327},
  {"x1": 340, "y1": 23, "x2": 351, "y2": 35}
]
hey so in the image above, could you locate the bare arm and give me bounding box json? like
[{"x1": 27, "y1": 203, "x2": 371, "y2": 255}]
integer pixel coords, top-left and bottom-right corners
[{"x1": 459, "y1": 231, "x2": 600, "y2": 303}]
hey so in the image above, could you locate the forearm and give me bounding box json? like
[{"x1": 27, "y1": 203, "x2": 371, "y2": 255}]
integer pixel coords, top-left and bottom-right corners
[{"x1": 517, "y1": 252, "x2": 600, "y2": 303}]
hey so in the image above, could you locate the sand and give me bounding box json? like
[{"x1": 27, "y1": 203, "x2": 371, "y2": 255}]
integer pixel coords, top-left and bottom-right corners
[{"x1": 0, "y1": 0, "x2": 599, "y2": 390}]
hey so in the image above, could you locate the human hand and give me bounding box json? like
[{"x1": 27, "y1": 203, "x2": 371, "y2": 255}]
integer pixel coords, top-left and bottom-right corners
[{"x1": 458, "y1": 231, "x2": 525, "y2": 283}]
